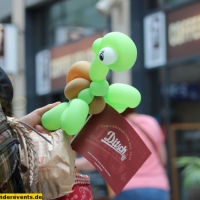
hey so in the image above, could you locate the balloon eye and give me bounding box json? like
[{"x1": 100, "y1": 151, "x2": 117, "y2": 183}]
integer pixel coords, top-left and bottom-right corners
[
  {"x1": 100, "y1": 51, "x2": 104, "y2": 61},
  {"x1": 98, "y1": 47, "x2": 117, "y2": 65}
]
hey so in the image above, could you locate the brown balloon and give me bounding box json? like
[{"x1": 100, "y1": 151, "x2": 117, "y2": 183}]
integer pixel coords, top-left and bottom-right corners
[
  {"x1": 89, "y1": 97, "x2": 106, "y2": 114},
  {"x1": 66, "y1": 61, "x2": 91, "y2": 83},
  {"x1": 65, "y1": 60, "x2": 106, "y2": 114},
  {"x1": 64, "y1": 78, "x2": 91, "y2": 100}
]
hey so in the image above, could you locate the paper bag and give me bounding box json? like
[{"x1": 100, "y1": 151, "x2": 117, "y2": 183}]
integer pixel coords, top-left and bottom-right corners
[{"x1": 29, "y1": 129, "x2": 75, "y2": 199}]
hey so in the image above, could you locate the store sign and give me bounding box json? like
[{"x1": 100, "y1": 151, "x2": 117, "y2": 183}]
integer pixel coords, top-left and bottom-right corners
[
  {"x1": 35, "y1": 50, "x2": 51, "y2": 95},
  {"x1": 144, "y1": 12, "x2": 166, "y2": 69},
  {"x1": 51, "y1": 49, "x2": 93, "y2": 80},
  {"x1": 161, "y1": 82, "x2": 200, "y2": 101},
  {"x1": 50, "y1": 32, "x2": 104, "y2": 91},
  {"x1": 0, "y1": 24, "x2": 18, "y2": 73},
  {"x1": 167, "y1": 2, "x2": 200, "y2": 61}
]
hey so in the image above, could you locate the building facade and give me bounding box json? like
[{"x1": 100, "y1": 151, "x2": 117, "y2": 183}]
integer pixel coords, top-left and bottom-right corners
[
  {"x1": 142, "y1": 1, "x2": 200, "y2": 200},
  {"x1": 0, "y1": 0, "x2": 200, "y2": 199}
]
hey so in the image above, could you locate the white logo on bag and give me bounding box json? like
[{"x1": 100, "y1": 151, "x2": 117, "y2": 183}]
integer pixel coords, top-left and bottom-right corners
[{"x1": 101, "y1": 131, "x2": 127, "y2": 161}]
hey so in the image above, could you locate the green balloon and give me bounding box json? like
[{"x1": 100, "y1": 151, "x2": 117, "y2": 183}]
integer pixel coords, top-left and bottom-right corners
[
  {"x1": 114, "y1": 107, "x2": 126, "y2": 113},
  {"x1": 89, "y1": 57, "x2": 109, "y2": 81},
  {"x1": 60, "y1": 99, "x2": 89, "y2": 135},
  {"x1": 92, "y1": 38, "x2": 102, "y2": 53},
  {"x1": 105, "y1": 98, "x2": 127, "y2": 113},
  {"x1": 78, "y1": 88, "x2": 94, "y2": 104},
  {"x1": 41, "y1": 102, "x2": 69, "y2": 130},
  {"x1": 90, "y1": 80, "x2": 109, "y2": 96},
  {"x1": 105, "y1": 83, "x2": 141, "y2": 108},
  {"x1": 100, "y1": 32, "x2": 137, "y2": 72},
  {"x1": 89, "y1": 32, "x2": 137, "y2": 83}
]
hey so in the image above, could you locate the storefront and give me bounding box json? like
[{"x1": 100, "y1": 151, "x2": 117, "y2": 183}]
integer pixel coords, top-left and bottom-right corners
[
  {"x1": 143, "y1": 1, "x2": 200, "y2": 199},
  {"x1": 166, "y1": 2, "x2": 200, "y2": 200},
  {"x1": 167, "y1": 1, "x2": 200, "y2": 121}
]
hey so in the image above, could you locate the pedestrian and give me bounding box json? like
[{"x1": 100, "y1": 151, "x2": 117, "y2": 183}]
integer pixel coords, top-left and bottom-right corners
[
  {"x1": 0, "y1": 66, "x2": 93, "y2": 199},
  {"x1": 113, "y1": 108, "x2": 170, "y2": 200}
]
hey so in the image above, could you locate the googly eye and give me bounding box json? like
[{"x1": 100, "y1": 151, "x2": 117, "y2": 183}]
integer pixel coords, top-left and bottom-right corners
[{"x1": 98, "y1": 47, "x2": 118, "y2": 65}]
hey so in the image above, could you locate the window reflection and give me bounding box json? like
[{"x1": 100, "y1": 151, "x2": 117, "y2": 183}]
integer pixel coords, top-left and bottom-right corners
[{"x1": 48, "y1": 0, "x2": 107, "y2": 46}]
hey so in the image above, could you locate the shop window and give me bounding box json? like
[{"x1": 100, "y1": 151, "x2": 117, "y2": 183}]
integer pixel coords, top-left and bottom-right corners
[
  {"x1": 164, "y1": 0, "x2": 192, "y2": 5},
  {"x1": 0, "y1": 16, "x2": 11, "y2": 24},
  {"x1": 170, "y1": 124, "x2": 200, "y2": 200},
  {"x1": 145, "y1": 0, "x2": 163, "y2": 9},
  {"x1": 48, "y1": 0, "x2": 107, "y2": 46}
]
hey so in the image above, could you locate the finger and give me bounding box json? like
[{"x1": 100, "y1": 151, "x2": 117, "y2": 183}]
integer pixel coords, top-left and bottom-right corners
[
  {"x1": 36, "y1": 101, "x2": 61, "y2": 116},
  {"x1": 35, "y1": 125, "x2": 51, "y2": 134}
]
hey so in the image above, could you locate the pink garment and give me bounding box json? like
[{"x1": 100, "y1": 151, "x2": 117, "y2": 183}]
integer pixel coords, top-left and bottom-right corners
[{"x1": 123, "y1": 113, "x2": 170, "y2": 192}]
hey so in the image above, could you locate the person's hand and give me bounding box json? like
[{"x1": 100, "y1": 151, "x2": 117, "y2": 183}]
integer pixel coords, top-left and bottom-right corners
[{"x1": 20, "y1": 102, "x2": 60, "y2": 133}]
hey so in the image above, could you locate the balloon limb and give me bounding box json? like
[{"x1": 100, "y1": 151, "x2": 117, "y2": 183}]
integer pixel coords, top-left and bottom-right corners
[
  {"x1": 70, "y1": 114, "x2": 93, "y2": 144},
  {"x1": 105, "y1": 83, "x2": 141, "y2": 109},
  {"x1": 41, "y1": 102, "x2": 69, "y2": 130},
  {"x1": 60, "y1": 99, "x2": 89, "y2": 135}
]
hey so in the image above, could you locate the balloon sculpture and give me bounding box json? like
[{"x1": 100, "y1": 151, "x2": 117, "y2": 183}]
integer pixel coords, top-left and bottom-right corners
[{"x1": 41, "y1": 32, "x2": 141, "y2": 135}]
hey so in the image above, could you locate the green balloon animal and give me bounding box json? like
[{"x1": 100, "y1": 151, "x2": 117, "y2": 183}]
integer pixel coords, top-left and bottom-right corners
[{"x1": 41, "y1": 32, "x2": 141, "y2": 135}]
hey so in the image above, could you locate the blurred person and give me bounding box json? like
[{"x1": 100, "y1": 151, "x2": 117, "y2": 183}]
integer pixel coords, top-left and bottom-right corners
[
  {"x1": 113, "y1": 108, "x2": 170, "y2": 200},
  {"x1": 75, "y1": 107, "x2": 170, "y2": 200},
  {"x1": 0, "y1": 66, "x2": 93, "y2": 198},
  {"x1": 0, "y1": 66, "x2": 24, "y2": 192}
]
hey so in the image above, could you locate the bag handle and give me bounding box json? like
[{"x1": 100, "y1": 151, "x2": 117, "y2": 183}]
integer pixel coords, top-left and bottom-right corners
[{"x1": 7, "y1": 117, "x2": 38, "y2": 192}]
